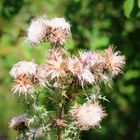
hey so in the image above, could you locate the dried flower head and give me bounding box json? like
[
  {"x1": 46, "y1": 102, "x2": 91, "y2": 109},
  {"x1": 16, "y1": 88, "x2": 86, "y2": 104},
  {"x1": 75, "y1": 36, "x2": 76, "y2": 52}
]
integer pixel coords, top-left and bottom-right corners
[
  {"x1": 78, "y1": 51, "x2": 110, "y2": 85},
  {"x1": 9, "y1": 115, "x2": 28, "y2": 133},
  {"x1": 86, "y1": 52, "x2": 109, "y2": 84},
  {"x1": 44, "y1": 49, "x2": 66, "y2": 80},
  {"x1": 70, "y1": 103, "x2": 106, "y2": 130},
  {"x1": 27, "y1": 17, "x2": 71, "y2": 46},
  {"x1": 104, "y1": 46, "x2": 125, "y2": 76},
  {"x1": 66, "y1": 56, "x2": 94, "y2": 86},
  {"x1": 10, "y1": 61, "x2": 37, "y2": 78},
  {"x1": 12, "y1": 75, "x2": 34, "y2": 95},
  {"x1": 45, "y1": 18, "x2": 71, "y2": 46},
  {"x1": 91, "y1": 52, "x2": 105, "y2": 69},
  {"x1": 27, "y1": 17, "x2": 48, "y2": 44},
  {"x1": 66, "y1": 56, "x2": 82, "y2": 76}
]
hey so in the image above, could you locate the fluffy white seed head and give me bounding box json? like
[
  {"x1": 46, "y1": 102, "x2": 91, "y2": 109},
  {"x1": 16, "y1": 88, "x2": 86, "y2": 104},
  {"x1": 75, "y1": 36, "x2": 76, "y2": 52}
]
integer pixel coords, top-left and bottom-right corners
[
  {"x1": 27, "y1": 17, "x2": 47, "y2": 44},
  {"x1": 70, "y1": 103, "x2": 106, "y2": 130},
  {"x1": 10, "y1": 61, "x2": 37, "y2": 78},
  {"x1": 27, "y1": 16, "x2": 71, "y2": 46}
]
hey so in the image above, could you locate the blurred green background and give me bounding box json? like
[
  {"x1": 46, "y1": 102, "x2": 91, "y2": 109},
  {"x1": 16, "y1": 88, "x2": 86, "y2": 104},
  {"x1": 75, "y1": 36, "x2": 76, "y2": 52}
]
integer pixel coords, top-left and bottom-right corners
[{"x1": 0, "y1": 0, "x2": 140, "y2": 139}]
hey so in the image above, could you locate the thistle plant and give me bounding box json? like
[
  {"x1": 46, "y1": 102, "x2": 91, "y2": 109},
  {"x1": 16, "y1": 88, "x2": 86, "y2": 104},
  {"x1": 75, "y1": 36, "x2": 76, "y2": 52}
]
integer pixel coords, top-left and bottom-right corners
[{"x1": 9, "y1": 16, "x2": 125, "y2": 140}]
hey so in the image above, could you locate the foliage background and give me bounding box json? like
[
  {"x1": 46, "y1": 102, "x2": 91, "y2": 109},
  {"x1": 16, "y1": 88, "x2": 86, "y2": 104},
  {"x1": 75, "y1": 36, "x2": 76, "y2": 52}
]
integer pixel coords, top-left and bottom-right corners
[{"x1": 0, "y1": 0, "x2": 140, "y2": 139}]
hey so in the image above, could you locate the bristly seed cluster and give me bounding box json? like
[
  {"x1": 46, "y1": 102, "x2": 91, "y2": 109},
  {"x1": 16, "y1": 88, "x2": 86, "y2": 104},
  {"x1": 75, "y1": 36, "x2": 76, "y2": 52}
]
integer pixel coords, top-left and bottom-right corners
[
  {"x1": 9, "y1": 61, "x2": 46, "y2": 95},
  {"x1": 70, "y1": 103, "x2": 106, "y2": 130}
]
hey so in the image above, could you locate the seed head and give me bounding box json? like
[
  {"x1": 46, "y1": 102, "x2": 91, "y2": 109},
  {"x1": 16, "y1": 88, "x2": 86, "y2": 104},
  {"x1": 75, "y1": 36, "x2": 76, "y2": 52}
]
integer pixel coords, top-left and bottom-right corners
[
  {"x1": 45, "y1": 18, "x2": 71, "y2": 47},
  {"x1": 104, "y1": 46, "x2": 125, "y2": 76},
  {"x1": 44, "y1": 49, "x2": 66, "y2": 80},
  {"x1": 10, "y1": 61, "x2": 37, "y2": 78},
  {"x1": 27, "y1": 17, "x2": 48, "y2": 44},
  {"x1": 70, "y1": 103, "x2": 106, "y2": 130},
  {"x1": 27, "y1": 17, "x2": 71, "y2": 47},
  {"x1": 12, "y1": 75, "x2": 34, "y2": 95}
]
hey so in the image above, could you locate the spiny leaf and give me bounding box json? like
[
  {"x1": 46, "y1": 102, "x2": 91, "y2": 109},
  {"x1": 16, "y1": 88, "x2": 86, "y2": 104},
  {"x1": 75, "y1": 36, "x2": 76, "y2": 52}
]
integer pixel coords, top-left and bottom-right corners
[{"x1": 61, "y1": 91, "x2": 68, "y2": 98}]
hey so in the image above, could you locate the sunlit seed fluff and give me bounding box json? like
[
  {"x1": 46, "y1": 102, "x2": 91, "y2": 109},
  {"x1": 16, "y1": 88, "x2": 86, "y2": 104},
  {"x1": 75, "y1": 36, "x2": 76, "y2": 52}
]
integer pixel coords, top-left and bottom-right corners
[
  {"x1": 10, "y1": 61, "x2": 37, "y2": 78},
  {"x1": 27, "y1": 17, "x2": 48, "y2": 44},
  {"x1": 12, "y1": 75, "x2": 34, "y2": 95},
  {"x1": 105, "y1": 46, "x2": 125, "y2": 76},
  {"x1": 9, "y1": 115, "x2": 28, "y2": 132},
  {"x1": 70, "y1": 103, "x2": 106, "y2": 130}
]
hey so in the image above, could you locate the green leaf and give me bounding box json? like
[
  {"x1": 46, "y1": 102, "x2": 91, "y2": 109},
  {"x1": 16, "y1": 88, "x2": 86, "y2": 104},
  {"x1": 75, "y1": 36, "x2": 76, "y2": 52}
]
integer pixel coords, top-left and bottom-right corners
[
  {"x1": 138, "y1": 0, "x2": 140, "y2": 8},
  {"x1": 123, "y1": 0, "x2": 134, "y2": 17}
]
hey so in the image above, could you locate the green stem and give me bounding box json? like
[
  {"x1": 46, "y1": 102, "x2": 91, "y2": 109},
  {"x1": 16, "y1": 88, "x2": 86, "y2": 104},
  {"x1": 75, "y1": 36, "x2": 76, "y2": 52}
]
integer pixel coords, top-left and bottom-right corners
[{"x1": 56, "y1": 78, "x2": 76, "y2": 140}]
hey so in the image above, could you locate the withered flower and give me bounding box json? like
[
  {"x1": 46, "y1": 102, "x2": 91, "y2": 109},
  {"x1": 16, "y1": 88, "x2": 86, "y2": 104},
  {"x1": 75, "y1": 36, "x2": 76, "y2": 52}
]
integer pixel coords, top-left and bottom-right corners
[{"x1": 9, "y1": 115, "x2": 28, "y2": 133}]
